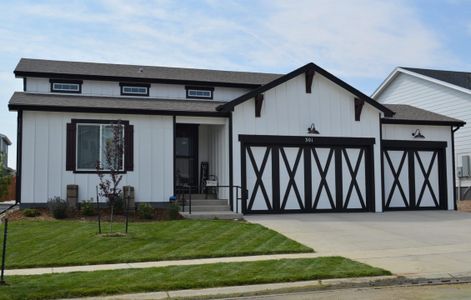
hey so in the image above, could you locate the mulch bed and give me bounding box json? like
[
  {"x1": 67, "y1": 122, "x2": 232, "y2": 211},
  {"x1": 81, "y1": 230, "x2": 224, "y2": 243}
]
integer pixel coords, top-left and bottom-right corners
[{"x1": 7, "y1": 207, "x2": 183, "y2": 222}]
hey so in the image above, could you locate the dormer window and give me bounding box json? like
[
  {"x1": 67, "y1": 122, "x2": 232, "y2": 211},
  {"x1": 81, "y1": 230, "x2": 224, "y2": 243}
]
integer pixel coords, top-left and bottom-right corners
[
  {"x1": 120, "y1": 83, "x2": 150, "y2": 96},
  {"x1": 186, "y1": 86, "x2": 214, "y2": 99},
  {"x1": 50, "y1": 79, "x2": 82, "y2": 93}
]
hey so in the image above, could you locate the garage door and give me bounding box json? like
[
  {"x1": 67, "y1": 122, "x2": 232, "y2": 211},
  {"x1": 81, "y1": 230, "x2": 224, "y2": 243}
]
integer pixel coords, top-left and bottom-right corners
[
  {"x1": 239, "y1": 135, "x2": 375, "y2": 214},
  {"x1": 382, "y1": 140, "x2": 447, "y2": 210}
]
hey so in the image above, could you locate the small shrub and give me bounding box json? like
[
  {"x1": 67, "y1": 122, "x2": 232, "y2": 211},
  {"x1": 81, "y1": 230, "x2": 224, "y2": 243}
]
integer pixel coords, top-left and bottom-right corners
[
  {"x1": 22, "y1": 208, "x2": 40, "y2": 218},
  {"x1": 138, "y1": 203, "x2": 154, "y2": 220},
  {"x1": 80, "y1": 199, "x2": 96, "y2": 216},
  {"x1": 168, "y1": 203, "x2": 180, "y2": 220},
  {"x1": 47, "y1": 197, "x2": 68, "y2": 219}
]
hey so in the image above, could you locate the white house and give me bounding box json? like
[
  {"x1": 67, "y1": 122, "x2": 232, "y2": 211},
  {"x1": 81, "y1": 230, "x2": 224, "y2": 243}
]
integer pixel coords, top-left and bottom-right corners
[
  {"x1": 9, "y1": 59, "x2": 465, "y2": 213},
  {"x1": 0, "y1": 134, "x2": 12, "y2": 169},
  {"x1": 373, "y1": 67, "x2": 471, "y2": 200}
]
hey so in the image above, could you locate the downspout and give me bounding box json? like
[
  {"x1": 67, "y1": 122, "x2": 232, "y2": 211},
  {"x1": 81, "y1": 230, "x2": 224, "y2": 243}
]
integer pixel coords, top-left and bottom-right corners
[{"x1": 452, "y1": 125, "x2": 461, "y2": 209}]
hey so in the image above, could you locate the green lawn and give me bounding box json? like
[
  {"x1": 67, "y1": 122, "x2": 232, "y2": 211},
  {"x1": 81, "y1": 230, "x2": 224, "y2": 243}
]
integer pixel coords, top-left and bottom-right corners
[
  {"x1": 0, "y1": 257, "x2": 390, "y2": 300},
  {"x1": 0, "y1": 219, "x2": 312, "y2": 269}
]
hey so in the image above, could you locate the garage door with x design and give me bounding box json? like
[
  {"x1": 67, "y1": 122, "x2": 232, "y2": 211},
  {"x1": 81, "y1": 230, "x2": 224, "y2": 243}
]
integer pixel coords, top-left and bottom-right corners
[
  {"x1": 382, "y1": 140, "x2": 447, "y2": 211},
  {"x1": 239, "y1": 135, "x2": 375, "y2": 214}
]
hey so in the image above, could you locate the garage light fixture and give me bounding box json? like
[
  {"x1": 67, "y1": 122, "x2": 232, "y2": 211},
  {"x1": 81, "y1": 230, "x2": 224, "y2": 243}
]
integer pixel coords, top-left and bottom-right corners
[
  {"x1": 308, "y1": 123, "x2": 320, "y2": 134},
  {"x1": 412, "y1": 129, "x2": 425, "y2": 139}
]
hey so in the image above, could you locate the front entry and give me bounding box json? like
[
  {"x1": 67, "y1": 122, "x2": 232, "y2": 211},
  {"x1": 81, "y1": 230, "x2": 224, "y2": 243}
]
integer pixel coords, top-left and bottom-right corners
[
  {"x1": 175, "y1": 124, "x2": 198, "y2": 192},
  {"x1": 240, "y1": 135, "x2": 375, "y2": 214},
  {"x1": 382, "y1": 140, "x2": 447, "y2": 210}
]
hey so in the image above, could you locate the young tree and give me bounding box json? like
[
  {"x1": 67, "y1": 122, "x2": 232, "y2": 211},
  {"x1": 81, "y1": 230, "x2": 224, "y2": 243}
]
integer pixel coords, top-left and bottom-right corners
[
  {"x1": 0, "y1": 154, "x2": 12, "y2": 200},
  {"x1": 96, "y1": 121, "x2": 124, "y2": 233}
]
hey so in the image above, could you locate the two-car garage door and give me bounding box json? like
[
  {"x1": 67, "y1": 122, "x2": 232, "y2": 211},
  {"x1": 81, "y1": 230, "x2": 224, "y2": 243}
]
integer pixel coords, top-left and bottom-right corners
[
  {"x1": 240, "y1": 135, "x2": 376, "y2": 214},
  {"x1": 240, "y1": 135, "x2": 448, "y2": 214}
]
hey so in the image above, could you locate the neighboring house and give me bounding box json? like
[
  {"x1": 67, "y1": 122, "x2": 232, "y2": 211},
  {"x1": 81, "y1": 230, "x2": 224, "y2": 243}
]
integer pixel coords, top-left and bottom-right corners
[
  {"x1": 8, "y1": 58, "x2": 465, "y2": 213},
  {"x1": 0, "y1": 134, "x2": 12, "y2": 169},
  {"x1": 373, "y1": 67, "x2": 471, "y2": 199}
]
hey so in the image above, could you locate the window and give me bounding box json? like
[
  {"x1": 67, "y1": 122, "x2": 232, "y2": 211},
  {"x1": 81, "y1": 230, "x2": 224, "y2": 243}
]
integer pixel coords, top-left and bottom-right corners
[
  {"x1": 185, "y1": 86, "x2": 214, "y2": 99},
  {"x1": 50, "y1": 79, "x2": 82, "y2": 93},
  {"x1": 120, "y1": 83, "x2": 150, "y2": 96},
  {"x1": 66, "y1": 120, "x2": 134, "y2": 173}
]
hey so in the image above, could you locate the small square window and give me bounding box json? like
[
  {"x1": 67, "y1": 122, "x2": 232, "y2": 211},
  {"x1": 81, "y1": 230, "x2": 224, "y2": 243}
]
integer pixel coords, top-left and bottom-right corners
[
  {"x1": 185, "y1": 86, "x2": 214, "y2": 99},
  {"x1": 120, "y1": 83, "x2": 150, "y2": 96}
]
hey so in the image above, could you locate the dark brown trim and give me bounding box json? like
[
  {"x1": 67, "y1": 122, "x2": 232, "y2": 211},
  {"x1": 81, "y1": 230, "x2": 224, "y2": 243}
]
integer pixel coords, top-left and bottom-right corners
[
  {"x1": 23, "y1": 78, "x2": 27, "y2": 92},
  {"x1": 354, "y1": 98, "x2": 364, "y2": 121},
  {"x1": 173, "y1": 115, "x2": 176, "y2": 196},
  {"x1": 239, "y1": 135, "x2": 375, "y2": 147},
  {"x1": 65, "y1": 122, "x2": 76, "y2": 171},
  {"x1": 15, "y1": 110, "x2": 23, "y2": 203},
  {"x1": 305, "y1": 69, "x2": 315, "y2": 93},
  {"x1": 71, "y1": 119, "x2": 130, "y2": 125},
  {"x1": 217, "y1": 63, "x2": 395, "y2": 117},
  {"x1": 15, "y1": 71, "x2": 261, "y2": 89},
  {"x1": 9, "y1": 104, "x2": 229, "y2": 117},
  {"x1": 119, "y1": 83, "x2": 150, "y2": 97},
  {"x1": 228, "y1": 113, "x2": 234, "y2": 210},
  {"x1": 382, "y1": 140, "x2": 447, "y2": 150},
  {"x1": 452, "y1": 126, "x2": 458, "y2": 210},
  {"x1": 254, "y1": 94, "x2": 264, "y2": 117},
  {"x1": 381, "y1": 118, "x2": 465, "y2": 127},
  {"x1": 50, "y1": 79, "x2": 83, "y2": 94}
]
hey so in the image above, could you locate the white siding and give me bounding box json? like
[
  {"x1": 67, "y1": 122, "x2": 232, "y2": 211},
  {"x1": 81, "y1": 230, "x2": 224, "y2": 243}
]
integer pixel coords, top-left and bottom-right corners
[
  {"x1": 376, "y1": 73, "x2": 471, "y2": 186},
  {"x1": 21, "y1": 111, "x2": 174, "y2": 204},
  {"x1": 232, "y1": 72, "x2": 383, "y2": 211},
  {"x1": 25, "y1": 77, "x2": 250, "y2": 102},
  {"x1": 382, "y1": 124, "x2": 454, "y2": 210}
]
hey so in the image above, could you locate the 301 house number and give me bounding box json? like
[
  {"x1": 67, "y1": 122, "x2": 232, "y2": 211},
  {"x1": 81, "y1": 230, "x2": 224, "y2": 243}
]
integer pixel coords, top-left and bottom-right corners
[{"x1": 305, "y1": 137, "x2": 314, "y2": 143}]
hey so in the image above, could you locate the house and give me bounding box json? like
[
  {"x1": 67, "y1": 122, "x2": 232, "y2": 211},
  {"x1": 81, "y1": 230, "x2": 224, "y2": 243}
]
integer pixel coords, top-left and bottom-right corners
[
  {"x1": 0, "y1": 134, "x2": 12, "y2": 169},
  {"x1": 373, "y1": 67, "x2": 471, "y2": 200},
  {"x1": 9, "y1": 58, "x2": 465, "y2": 213}
]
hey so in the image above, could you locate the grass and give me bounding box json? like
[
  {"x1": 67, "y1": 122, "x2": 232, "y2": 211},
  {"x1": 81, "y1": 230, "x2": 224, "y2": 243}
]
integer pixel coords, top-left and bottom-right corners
[
  {"x1": 0, "y1": 257, "x2": 390, "y2": 300},
  {"x1": 0, "y1": 219, "x2": 312, "y2": 269}
]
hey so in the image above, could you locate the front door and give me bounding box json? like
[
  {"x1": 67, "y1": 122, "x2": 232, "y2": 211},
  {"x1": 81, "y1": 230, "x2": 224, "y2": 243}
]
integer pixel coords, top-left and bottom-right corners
[{"x1": 175, "y1": 124, "x2": 198, "y2": 192}]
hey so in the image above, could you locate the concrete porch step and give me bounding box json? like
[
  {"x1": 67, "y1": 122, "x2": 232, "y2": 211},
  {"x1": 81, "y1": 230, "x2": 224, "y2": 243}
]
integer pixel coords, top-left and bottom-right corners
[
  {"x1": 188, "y1": 205, "x2": 232, "y2": 212},
  {"x1": 187, "y1": 194, "x2": 217, "y2": 200},
  {"x1": 190, "y1": 199, "x2": 228, "y2": 206},
  {"x1": 181, "y1": 211, "x2": 243, "y2": 220}
]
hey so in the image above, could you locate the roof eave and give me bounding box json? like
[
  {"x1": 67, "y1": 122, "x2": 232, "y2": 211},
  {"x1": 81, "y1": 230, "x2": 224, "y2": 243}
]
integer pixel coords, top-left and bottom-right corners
[{"x1": 381, "y1": 118, "x2": 466, "y2": 127}]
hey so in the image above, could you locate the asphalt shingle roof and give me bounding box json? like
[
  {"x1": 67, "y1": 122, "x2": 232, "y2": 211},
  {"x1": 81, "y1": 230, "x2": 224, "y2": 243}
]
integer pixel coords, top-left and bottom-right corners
[
  {"x1": 403, "y1": 67, "x2": 471, "y2": 91},
  {"x1": 15, "y1": 58, "x2": 282, "y2": 87},
  {"x1": 383, "y1": 104, "x2": 465, "y2": 125},
  {"x1": 8, "y1": 92, "x2": 225, "y2": 114}
]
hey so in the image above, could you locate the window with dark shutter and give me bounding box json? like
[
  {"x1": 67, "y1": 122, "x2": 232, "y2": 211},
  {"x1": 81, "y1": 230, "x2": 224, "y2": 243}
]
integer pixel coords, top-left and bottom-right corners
[{"x1": 66, "y1": 119, "x2": 134, "y2": 173}]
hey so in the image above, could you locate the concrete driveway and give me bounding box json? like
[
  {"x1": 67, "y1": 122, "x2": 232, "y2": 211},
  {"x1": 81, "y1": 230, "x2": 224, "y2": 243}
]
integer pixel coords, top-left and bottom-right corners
[{"x1": 246, "y1": 211, "x2": 471, "y2": 277}]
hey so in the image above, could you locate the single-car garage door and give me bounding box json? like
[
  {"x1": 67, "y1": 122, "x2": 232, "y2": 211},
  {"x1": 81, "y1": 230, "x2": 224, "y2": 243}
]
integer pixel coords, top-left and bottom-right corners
[
  {"x1": 239, "y1": 135, "x2": 375, "y2": 214},
  {"x1": 382, "y1": 140, "x2": 447, "y2": 210}
]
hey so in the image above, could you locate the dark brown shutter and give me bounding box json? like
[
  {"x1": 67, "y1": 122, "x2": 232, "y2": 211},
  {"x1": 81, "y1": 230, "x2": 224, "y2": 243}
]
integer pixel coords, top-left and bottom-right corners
[
  {"x1": 66, "y1": 123, "x2": 76, "y2": 171},
  {"x1": 124, "y1": 124, "x2": 134, "y2": 171}
]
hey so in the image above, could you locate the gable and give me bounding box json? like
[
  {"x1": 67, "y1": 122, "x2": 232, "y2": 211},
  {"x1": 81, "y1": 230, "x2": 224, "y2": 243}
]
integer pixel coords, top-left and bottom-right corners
[
  {"x1": 218, "y1": 63, "x2": 394, "y2": 117},
  {"x1": 232, "y1": 71, "x2": 382, "y2": 138}
]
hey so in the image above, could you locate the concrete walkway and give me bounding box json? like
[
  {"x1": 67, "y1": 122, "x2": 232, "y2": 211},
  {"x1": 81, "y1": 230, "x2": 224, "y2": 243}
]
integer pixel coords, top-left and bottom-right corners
[
  {"x1": 247, "y1": 211, "x2": 471, "y2": 277},
  {"x1": 6, "y1": 252, "x2": 322, "y2": 276}
]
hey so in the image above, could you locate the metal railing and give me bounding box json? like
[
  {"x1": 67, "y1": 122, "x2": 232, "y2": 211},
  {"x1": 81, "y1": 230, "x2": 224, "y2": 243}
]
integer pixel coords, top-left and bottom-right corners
[
  {"x1": 209, "y1": 185, "x2": 247, "y2": 214},
  {"x1": 176, "y1": 185, "x2": 194, "y2": 214},
  {"x1": 0, "y1": 202, "x2": 18, "y2": 285}
]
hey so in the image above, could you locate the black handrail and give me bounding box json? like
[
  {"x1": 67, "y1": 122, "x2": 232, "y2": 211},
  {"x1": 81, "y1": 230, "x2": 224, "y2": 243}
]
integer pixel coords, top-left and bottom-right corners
[
  {"x1": 176, "y1": 185, "x2": 194, "y2": 214},
  {"x1": 212, "y1": 185, "x2": 247, "y2": 214}
]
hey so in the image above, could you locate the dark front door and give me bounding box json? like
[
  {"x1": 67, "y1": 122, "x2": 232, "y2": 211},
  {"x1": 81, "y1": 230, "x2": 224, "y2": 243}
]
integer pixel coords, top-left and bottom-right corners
[{"x1": 175, "y1": 124, "x2": 198, "y2": 192}]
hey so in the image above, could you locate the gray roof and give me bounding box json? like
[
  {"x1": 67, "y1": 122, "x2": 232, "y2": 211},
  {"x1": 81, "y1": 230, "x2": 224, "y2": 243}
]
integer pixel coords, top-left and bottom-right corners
[
  {"x1": 15, "y1": 58, "x2": 282, "y2": 87},
  {"x1": 383, "y1": 104, "x2": 465, "y2": 125},
  {"x1": 403, "y1": 67, "x2": 471, "y2": 91},
  {"x1": 8, "y1": 92, "x2": 225, "y2": 115},
  {"x1": 0, "y1": 134, "x2": 11, "y2": 146}
]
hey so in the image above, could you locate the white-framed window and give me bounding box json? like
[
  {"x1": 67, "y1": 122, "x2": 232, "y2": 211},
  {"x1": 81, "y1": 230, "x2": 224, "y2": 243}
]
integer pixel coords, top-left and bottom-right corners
[
  {"x1": 120, "y1": 83, "x2": 150, "y2": 96},
  {"x1": 185, "y1": 86, "x2": 214, "y2": 99},
  {"x1": 50, "y1": 80, "x2": 82, "y2": 93},
  {"x1": 76, "y1": 123, "x2": 124, "y2": 171}
]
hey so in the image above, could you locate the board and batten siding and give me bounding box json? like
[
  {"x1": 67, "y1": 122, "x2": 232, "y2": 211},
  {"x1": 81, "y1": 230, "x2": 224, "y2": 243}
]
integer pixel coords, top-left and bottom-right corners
[
  {"x1": 375, "y1": 72, "x2": 471, "y2": 186},
  {"x1": 25, "y1": 77, "x2": 250, "y2": 102},
  {"x1": 21, "y1": 111, "x2": 174, "y2": 204},
  {"x1": 382, "y1": 124, "x2": 454, "y2": 210},
  {"x1": 231, "y1": 72, "x2": 383, "y2": 212}
]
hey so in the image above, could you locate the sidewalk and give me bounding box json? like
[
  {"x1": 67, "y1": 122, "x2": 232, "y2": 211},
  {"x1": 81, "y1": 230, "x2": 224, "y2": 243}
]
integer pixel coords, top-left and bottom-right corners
[{"x1": 6, "y1": 252, "x2": 323, "y2": 276}]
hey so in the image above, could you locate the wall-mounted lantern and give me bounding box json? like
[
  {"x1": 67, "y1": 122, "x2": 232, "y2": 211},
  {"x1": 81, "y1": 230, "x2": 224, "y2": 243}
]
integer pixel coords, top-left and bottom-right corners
[
  {"x1": 307, "y1": 123, "x2": 319, "y2": 134},
  {"x1": 412, "y1": 128, "x2": 425, "y2": 139}
]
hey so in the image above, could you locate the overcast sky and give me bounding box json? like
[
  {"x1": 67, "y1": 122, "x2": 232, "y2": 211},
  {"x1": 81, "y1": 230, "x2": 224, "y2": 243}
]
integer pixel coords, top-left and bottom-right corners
[{"x1": 1, "y1": 0, "x2": 470, "y2": 168}]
